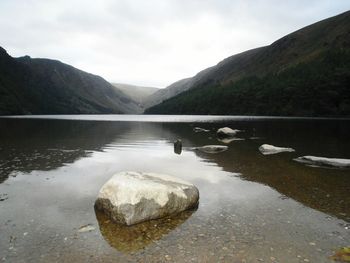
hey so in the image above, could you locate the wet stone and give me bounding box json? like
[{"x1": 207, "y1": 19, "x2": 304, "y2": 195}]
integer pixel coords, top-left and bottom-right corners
[
  {"x1": 0, "y1": 194, "x2": 8, "y2": 201},
  {"x1": 77, "y1": 224, "x2": 95, "y2": 233}
]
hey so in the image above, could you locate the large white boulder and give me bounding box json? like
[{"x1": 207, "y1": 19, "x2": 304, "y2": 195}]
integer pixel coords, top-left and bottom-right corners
[
  {"x1": 217, "y1": 127, "x2": 241, "y2": 137},
  {"x1": 259, "y1": 144, "x2": 295, "y2": 155},
  {"x1": 294, "y1": 156, "x2": 350, "y2": 168},
  {"x1": 95, "y1": 172, "x2": 199, "y2": 226}
]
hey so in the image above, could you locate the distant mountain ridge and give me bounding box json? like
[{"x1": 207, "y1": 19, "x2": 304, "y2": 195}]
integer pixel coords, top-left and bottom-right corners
[
  {"x1": 143, "y1": 67, "x2": 213, "y2": 109},
  {"x1": 0, "y1": 48, "x2": 142, "y2": 115},
  {"x1": 112, "y1": 83, "x2": 158, "y2": 109},
  {"x1": 146, "y1": 11, "x2": 350, "y2": 116}
]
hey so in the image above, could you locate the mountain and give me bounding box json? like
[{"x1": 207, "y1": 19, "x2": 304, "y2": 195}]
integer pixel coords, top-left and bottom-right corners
[
  {"x1": 143, "y1": 67, "x2": 213, "y2": 109},
  {"x1": 145, "y1": 11, "x2": 350, "y2": 117},
  {"x1": 112, "y1": 83, "x2": 158, "y2": 108},
  {"x1": 0, "y1": 48, "x2": 142, "y2": 115}
]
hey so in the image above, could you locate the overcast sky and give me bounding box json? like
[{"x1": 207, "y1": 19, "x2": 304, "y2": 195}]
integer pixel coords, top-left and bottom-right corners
[{"x1": 0, "y1": 0, "x2": 349, "y2": 87}]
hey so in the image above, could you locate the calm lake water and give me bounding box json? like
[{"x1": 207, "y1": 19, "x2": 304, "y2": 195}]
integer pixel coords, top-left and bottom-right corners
[{"x1": 0, "y1": 115, "x2": 349, "y2": 262}]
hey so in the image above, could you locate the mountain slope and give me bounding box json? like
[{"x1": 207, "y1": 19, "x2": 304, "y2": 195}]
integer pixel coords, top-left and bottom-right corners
[
  {"x1": 0, "y1": 48, "x2": 141, "y2": 115},
  {"x1": 146, "y1": 11, "x2": 350, "y2": 116},
  {"x1": 143, "y1": 67, "x2": 214, "y2": 109},
  {"x1": 112, "y1": 83, "x2": 158, "y2": 107}
]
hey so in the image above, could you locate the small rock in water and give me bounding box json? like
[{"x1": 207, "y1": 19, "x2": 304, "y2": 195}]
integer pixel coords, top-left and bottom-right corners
[
  {"x1": 78, "y1": 224, "x2": 95, "y2": 233},
  {"x1": 174, "y1": 139, "x2": 182, "y2": 155},
  {"x1": 279, "y1": 195, "x2": 289, "y2": 200},
  {"x1": 259, "y1": 144, "x2": 295, "y2": 155},
  {"x1": 193, "y1": 127, "x2": 210, "y2": 133},
  {"x1": 195, "y1": 145, "x2": 228, "y2": 154},
  {"x1": 217, "y1": 127, "x2": 241, "y2": 137},
  {"x1": 217, "y1": 137, "x2": 244, "y2": 144},
  {"x1": 9, "y1": 236, "x2": 16, "y2": 243},
  {"x1": 309, "y1": 242, "x2": 316, "y2": 246},
  {"x1": 294, "y1": 156, "x2": 350, "y2": 168},
  {"x1": 0, "y1": 194, "x2": 8, "y2": 201}
]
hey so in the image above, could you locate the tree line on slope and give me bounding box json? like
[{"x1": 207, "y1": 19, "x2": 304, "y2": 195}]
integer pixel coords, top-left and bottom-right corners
[{"x1": 145, "y1": 50, "x2": 350, "y2": 117}]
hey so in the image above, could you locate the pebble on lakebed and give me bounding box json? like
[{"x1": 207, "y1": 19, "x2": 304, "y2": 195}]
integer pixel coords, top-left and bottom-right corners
[
  {"x1": 95, "y1": 171, "x2": 199, "y2": 226},
  {"x1": 77, "y1": 224, "x2": 95, "y2": 233}
]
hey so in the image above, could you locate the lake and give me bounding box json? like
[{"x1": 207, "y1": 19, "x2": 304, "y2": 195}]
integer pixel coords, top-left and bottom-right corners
[{"x1": 0, "y1": 115, "x2": 349, "y2": 262}]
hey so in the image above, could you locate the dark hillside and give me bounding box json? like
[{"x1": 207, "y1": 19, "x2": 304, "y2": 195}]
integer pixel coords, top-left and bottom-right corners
[
  {"x1": 0, "y1": 48, "x2": 141, "y2": 115},
  {"x1": 146, "y1": 11, "x2": 350, "y2": 116}
]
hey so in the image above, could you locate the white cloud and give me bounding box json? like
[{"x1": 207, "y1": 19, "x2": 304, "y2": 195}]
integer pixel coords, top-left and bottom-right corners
[{"x1": 0, "y1": 0, "x2": 349, "y2": 87}]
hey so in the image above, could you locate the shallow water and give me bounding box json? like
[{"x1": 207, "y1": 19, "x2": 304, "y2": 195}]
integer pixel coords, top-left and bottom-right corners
[{"x1": 0, "y1": 115, "x2": 349, "y2": 262}]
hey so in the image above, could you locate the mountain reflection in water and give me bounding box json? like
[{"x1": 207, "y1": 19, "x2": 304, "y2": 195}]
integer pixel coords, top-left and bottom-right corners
[{"x1": 0, "y1": 119, "x2": 130, "y2": 183}]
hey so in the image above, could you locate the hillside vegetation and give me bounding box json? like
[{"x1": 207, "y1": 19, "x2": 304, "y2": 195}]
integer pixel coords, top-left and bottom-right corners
[
  {"x1": 0, "y1": 48, "x2": 141, "y2": 115},
  {"x1": 146, "y1": 11, "x2": 350, "y2": 117}
]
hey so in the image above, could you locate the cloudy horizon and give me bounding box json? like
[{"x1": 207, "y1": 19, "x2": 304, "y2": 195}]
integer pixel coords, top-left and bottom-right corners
[{"x1": 1, "y1": 0, "x2": 349, "y2": 88}]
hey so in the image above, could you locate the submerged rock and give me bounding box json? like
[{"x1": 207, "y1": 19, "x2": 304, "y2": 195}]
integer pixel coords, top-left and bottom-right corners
[
  {"x1": 294, "y1": 156, "x2": 350, "y2": 168},
  {"x1": 0, "y1": 194, "x2": 8, "y2": 201},
  {"x1": 218, "y1": 137, "x2": 244, "y2": 144},
  {"x1": 95, "y1": 171, "x2": 199, "y2": 226},
  {"x1": 259, "y1": 144, "x2": 295, "y2": 155},
  {"x1": 196, "y1": 145, "x2": 228, "y2": 154},
  {"x1": 95, "y1": 208, "x2": 195, "y2": 252},
  {"x1": 193, "y1": 127, "x2": 210, "y2": 133},
  {"x1": 217, "y1": 127, "x2": 241, "y2": 137}
]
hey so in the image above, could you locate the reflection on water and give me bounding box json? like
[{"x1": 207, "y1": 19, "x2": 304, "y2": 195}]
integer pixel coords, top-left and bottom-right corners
[
  {"x1": 0, "y1": 116, "x2": 349, "y2": 262},
  {"x1": 0, "y1": 119, "x2": 130, "y2": 183},
  {"x1": 95, "y1": 208, "x2": 195, "y2": 253},
  {"x1": 161, "y1": 120, "x2": 350, "y2": 222}
]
